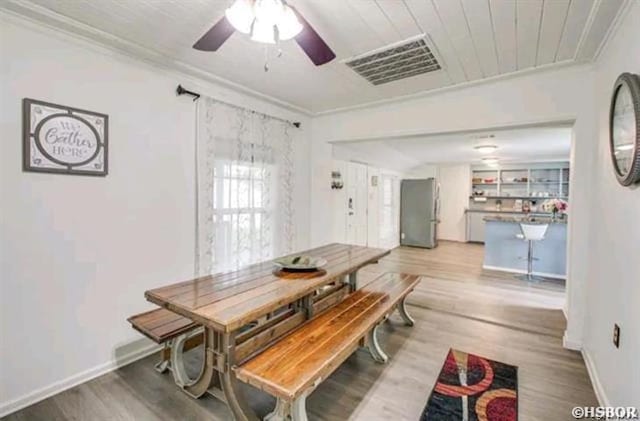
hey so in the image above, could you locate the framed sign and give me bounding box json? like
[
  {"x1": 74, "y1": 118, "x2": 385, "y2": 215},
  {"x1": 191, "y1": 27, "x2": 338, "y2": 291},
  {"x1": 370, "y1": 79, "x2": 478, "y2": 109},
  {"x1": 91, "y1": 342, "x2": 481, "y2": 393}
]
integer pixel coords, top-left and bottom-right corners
[{"x1": 23, "y1": 98, "x2": 108, "y2": 176}]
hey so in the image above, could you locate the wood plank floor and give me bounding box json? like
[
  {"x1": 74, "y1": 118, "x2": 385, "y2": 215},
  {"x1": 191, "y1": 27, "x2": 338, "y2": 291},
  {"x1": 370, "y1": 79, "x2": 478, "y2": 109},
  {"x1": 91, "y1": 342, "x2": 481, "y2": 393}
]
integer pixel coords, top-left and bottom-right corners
[{"x1": 3, "y1": 242, "x2": 597, "y2": 420}]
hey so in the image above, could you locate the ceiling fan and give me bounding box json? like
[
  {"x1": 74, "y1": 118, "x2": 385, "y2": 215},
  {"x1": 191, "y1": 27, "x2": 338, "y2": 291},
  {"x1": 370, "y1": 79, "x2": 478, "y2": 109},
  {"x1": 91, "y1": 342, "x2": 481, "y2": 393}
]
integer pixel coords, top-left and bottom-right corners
[{"x1": 193, "y1": 0, "x2": 336, "y2": 66}]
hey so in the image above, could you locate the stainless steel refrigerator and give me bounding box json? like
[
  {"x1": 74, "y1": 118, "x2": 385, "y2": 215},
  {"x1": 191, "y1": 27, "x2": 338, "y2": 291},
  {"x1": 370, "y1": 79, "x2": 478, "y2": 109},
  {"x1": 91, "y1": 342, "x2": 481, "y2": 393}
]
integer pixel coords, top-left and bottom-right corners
[{"x1": 400, "y1": 178, "x2": 440, "y2": 248}]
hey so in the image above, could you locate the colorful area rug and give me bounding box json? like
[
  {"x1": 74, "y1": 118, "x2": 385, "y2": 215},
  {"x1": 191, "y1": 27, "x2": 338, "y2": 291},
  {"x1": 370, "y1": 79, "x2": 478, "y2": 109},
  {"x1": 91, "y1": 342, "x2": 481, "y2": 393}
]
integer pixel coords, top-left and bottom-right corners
[{"x1": 420, "y1": 349, "x2": 518, "y2": 421}]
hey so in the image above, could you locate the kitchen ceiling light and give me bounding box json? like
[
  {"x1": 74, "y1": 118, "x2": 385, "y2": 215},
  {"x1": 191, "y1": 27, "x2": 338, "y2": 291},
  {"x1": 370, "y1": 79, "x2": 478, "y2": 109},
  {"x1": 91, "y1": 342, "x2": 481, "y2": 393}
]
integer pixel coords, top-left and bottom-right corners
[
  {"x1": 474, "y1": 144, "x2": 498, "y2": 154},
  {"x1": 482, "y1": 157, "x2": 499, "y2": 165}
]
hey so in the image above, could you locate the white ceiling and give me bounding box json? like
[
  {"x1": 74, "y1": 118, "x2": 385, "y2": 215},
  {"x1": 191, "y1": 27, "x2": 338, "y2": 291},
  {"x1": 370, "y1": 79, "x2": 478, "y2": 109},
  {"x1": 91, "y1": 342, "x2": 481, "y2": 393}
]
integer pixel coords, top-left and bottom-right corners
[
  {"x1": 1, "y1": 0, "x2": 626, "y2": 113},
  {"x1": 332, "y1": 125, "x2": 572, "y2": 172}
]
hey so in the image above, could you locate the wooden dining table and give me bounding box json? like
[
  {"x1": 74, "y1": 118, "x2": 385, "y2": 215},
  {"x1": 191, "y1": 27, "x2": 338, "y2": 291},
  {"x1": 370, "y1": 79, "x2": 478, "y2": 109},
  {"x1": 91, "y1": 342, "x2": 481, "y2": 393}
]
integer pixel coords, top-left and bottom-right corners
[{"x1": 145, "y1": 243, "x2": 390, "y2": 420}]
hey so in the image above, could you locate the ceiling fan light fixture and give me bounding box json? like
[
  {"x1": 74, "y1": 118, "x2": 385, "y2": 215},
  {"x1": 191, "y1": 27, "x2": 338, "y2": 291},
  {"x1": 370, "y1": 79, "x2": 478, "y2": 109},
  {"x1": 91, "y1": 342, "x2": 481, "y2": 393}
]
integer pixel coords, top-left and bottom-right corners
[
  {"x1": 194, "y1": 0, "x2": 335, "y2": 66},
  {"x1": 254, "y1": 0, "x2": 285, "y2": 26},
  {"x1": 251, "y1": 18, "x2": 277, "y2": 44},
  {"x1": 225, "y1": 0, "x2": 255, "y2": 34},
  {"x1": 277, "y1": 6, "x2": 303, "y2": 40}
]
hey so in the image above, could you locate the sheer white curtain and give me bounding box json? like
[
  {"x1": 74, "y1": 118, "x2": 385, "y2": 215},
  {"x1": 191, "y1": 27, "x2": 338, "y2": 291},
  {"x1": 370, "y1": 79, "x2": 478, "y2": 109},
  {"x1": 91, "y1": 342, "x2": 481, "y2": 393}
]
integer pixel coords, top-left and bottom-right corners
[{"x1": 196, "y1": 98, "x2": 295, "y2": 275}]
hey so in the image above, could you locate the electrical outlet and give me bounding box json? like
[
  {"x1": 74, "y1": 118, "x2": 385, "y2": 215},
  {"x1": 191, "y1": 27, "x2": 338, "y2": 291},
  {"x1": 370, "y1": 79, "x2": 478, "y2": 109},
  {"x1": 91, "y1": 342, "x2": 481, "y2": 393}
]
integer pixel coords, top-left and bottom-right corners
[{"x1": 613, "y1": 324, "x2": 620, "y2": 348}]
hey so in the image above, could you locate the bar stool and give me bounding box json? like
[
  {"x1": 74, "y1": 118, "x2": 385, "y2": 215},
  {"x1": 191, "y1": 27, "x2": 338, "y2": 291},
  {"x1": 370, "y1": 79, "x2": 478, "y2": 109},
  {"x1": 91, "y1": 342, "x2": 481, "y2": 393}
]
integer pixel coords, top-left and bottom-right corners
[{"x1": 516, "y1": 222, "x2": 549, "y2": 282}]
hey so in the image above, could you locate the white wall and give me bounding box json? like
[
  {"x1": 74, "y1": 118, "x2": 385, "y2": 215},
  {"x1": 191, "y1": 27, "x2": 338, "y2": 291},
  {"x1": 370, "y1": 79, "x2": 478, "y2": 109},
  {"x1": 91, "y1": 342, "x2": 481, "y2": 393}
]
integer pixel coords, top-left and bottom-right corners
[
  {"x1": 330, "y1": 160, "x2": 402, "y2": 249},
  {"x1": 330, "y1": 160, "x2": 348, "y2": 244},
  {"x1": 406, "y1": 164, "x2": 438, "y2": 179},
  {"x1": 311, "y1": 35, "x2": 640, "y2": 405},
  {"x1": 310, "y1": 65, "x2": 593, "y2": 247},
  {"x1": 0, "y1": 16, "x2": 310, "y2": 415},
  {"x1": 311, "y1": 5, "x2": 640, "y2": 406},
  {"x1": 3, "y1": 1, "x2": 638, "y2": 414},
  {"x1": 436, "y1": 165, "x2": 471, "y2": 242},
  {"x1": 310, "y1": 67, "x2": 597, "y2": 348},
  {"x1": 581, "y1": 2, "x2": 640, "y2": 407}
]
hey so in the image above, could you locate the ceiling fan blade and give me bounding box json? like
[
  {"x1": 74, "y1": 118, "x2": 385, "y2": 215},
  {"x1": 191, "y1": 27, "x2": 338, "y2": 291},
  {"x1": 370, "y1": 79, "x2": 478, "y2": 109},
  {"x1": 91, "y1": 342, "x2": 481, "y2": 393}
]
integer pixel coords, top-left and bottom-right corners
[
  {"x1": 290, "y1": 7, "x2": 336, "y2": 66},
  {"x1": 193, "y1": 16, "x2": 235, "y2": 51}
]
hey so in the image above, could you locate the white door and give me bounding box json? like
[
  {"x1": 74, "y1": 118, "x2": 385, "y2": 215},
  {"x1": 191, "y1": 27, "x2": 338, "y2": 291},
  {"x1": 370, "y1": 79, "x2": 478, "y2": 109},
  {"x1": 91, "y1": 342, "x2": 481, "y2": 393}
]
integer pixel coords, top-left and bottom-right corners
[
  {"x1": 367, "y1": 167, "x2": 380, "y2": 248},
  {"x1": 346, "y1": 162, "x2": 368, "y2": 246},
  {"x1": 379, "y1": 174, "x2": 400, "y2": 249}
]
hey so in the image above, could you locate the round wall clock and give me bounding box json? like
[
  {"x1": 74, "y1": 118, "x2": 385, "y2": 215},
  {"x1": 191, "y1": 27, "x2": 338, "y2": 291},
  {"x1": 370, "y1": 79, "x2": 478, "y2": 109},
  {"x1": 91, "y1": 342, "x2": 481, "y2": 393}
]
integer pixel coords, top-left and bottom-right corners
[{"x1": 609, "y1": 72, "x2": 640, "y2": 186}]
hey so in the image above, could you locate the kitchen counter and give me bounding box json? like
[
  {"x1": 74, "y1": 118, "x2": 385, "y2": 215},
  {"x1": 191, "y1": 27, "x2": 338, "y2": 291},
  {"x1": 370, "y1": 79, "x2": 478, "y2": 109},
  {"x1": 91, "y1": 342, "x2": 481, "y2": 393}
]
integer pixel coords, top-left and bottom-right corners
[
  {"x1": 483, "y1": 218, "x2": 567, "y2": 279},
  {"x1": 483, "y1": 215, "x2": 568, "y2": 224},
  {"x1": 464, "y1": 208, "x2": 563, "y2": 242},
  {"x1": 465, "y1": 208, "x2": 554, "y2": 215}
]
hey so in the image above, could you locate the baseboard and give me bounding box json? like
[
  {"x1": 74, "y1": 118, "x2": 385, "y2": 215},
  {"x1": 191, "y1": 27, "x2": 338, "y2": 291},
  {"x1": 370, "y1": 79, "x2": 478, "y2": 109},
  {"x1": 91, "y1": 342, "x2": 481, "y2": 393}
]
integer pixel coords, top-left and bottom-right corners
[
  {"x1": 482, "y1": 264, "x2": 566, "y2": 280},
  {"x1": 563, "y1": 331, "x2": 582, "y2": 350},
  {"x1": 0, "y1": 341, "x2": 161, "y2": 418},
  {"x1": 582, "y1": 348, "x2": 611, "y2": 407}
]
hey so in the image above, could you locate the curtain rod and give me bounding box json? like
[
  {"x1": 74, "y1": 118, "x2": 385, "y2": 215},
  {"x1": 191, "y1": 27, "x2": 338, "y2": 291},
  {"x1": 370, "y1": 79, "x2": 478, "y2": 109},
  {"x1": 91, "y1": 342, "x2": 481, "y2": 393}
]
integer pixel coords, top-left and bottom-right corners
[{"x1": 176, "y1": 85, "x2": 301, "y2": 128}]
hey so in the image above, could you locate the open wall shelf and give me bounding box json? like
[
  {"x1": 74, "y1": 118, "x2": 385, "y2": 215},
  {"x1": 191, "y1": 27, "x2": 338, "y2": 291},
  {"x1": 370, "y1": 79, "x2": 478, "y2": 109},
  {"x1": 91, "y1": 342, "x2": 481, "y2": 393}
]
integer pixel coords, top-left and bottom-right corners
[{"x1": 471, "y1": 163, "x2": 570, "y2": 200}]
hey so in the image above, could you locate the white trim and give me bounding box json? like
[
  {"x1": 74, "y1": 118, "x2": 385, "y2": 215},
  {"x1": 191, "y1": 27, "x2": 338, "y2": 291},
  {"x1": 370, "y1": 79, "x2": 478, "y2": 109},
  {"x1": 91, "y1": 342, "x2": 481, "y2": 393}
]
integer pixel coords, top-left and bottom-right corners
[
  {"x1": 327, "y1": 116, "x2": 577, "y2": 144},
  {"x1": 0, "y1": 0, "x2": 600, "y2": 117},
  {"x1": 482, "y1": 264, "x2": 566, "y2": 280},
  {"x1": 0, "y1": 341, "x2": 161, "y2": 418},
  {"x1": 316, "y1": 62, "x2": 593, "y2": 116},
  {"x1": 562, "y1": 331, "x2": 582, "y2": 351},
  {"x1": 0, "y1": 1, "x2": 312, "y2": 118},
  {"x1": 582, "y1": 348, "x2": 612, "y2": 407}
]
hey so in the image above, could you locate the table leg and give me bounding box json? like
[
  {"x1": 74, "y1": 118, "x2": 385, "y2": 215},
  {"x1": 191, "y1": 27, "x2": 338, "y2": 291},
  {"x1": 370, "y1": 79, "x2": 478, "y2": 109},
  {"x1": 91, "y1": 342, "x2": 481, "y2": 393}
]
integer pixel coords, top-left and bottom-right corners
[
  {"x1": 300, "y1": 294, "x2": 314, "y2": 319},
  {"x1": 220, "y1": 331, "x2": 259, "y2": 421},
  {"x1": 183, "y1": 327, "x2": 219, "y2": 399},
  {"x1": 171, "y1": 327, "x2": 204, "y2": 387},
  {"x1": 265, "y1": 393, "x2": 309, "y2": 421},
  {"x1": 154, "y1": 343, "x2": 170, "y2": 373},
  {"x1": 348, "y1": 271, "x2": 357, "y2": 292},
  {"x1": 397, "y1": 296, "x2": 415, "y2": 326},
  {"x1": 366, "y1": 323, "x2": 388, "y2": 364}
]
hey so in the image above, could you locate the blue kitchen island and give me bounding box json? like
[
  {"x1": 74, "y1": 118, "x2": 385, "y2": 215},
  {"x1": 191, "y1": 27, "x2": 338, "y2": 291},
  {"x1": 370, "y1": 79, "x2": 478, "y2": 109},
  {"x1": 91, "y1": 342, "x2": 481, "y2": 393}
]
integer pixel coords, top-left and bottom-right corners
[{"x1": 482, "y1": 216, "x2": 567, "y2": 279}]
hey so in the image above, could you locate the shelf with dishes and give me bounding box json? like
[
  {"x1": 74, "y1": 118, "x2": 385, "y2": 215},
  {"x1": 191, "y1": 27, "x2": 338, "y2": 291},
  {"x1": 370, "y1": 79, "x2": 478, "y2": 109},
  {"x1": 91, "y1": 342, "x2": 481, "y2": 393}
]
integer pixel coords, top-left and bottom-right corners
[
  {"x1": 469, "y1": 196, "x2": 569, "y2": 200},
  {"x1": 471, "y1": 164, "x2": 570, "y2": 199}
]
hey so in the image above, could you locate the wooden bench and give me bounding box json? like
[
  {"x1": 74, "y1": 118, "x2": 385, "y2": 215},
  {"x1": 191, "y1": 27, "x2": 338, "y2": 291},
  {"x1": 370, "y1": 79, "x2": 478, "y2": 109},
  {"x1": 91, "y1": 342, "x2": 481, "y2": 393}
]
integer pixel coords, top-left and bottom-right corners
[
  {"x1": 128, "y1": 308, "x2": 202, "y2": 385},
  {"x1": 235, "y1": 272, "x2": 419, "y2": 421}
]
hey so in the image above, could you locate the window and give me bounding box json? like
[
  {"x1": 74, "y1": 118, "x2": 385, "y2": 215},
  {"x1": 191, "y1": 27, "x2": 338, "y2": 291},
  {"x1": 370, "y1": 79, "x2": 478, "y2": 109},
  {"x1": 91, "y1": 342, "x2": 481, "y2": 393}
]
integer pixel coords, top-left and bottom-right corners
[
  {"x1": 195, "y1": 99, "x2": 295, "y2": 276},
  {"x1": 211, "y1": 159, "x2": 276, "y2": 272}
]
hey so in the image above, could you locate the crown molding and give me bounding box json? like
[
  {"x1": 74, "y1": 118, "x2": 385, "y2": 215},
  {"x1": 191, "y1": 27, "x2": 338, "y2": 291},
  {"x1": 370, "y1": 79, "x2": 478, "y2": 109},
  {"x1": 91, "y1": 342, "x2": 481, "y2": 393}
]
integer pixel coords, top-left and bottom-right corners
[
  {"x1": 0, "y1": 0, "x2": 610, "y2": 118},
  {"x1": 327, "y1": 116, "x2": 577, "y2": 144},
  {"x1": 316, "y1": 61, "x2": 593, "y2": 116},
  {"x1": 0, "y1": 0, "x2": 314, "y2": 118}
]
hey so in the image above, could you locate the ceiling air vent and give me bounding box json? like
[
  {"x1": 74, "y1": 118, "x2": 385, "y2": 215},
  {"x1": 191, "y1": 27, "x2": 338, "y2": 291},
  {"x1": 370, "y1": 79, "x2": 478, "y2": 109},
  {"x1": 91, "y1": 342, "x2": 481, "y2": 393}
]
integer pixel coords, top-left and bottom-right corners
[{"x1": 345, "y1": 36, "x2": 442, "y2": 86}]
